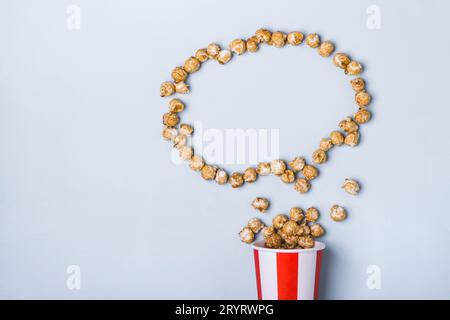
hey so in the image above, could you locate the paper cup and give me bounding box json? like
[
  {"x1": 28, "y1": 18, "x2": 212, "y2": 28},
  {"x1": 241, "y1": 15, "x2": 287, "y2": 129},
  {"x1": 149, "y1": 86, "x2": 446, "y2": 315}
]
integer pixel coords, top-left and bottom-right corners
[{"x1": 252, "y1": 240, "x2": 325, "y2": 300}]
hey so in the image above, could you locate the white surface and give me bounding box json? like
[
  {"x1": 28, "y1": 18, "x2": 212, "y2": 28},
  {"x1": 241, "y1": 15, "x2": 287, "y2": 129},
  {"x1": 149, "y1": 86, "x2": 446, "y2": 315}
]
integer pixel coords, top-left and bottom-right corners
[
  {"x1": 1, "y1": 0, "x2": 450, "y2": 299},
  {"x1": 298, "y1": 252, "x2": 317, "y2": 300},
  {"x1": 257, "y1": 250, "x2": 278, "y2": 300}
]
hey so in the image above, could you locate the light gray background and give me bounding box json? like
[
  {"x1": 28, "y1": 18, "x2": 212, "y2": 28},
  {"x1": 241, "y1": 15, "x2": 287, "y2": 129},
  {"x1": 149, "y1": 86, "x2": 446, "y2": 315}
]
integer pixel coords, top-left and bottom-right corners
[{"x1": 1, "y1": 0, "x2": 449, "y2": 299}]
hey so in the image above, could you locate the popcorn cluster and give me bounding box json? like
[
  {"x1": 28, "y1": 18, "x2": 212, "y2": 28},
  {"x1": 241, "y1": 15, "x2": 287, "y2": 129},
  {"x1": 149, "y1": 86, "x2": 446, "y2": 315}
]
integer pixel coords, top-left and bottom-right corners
[
  {"x1": 159, "y1": 28, "x2": 372, "y2": 194},
  {"x1": 239, "y1": 206, "x2": 327, "y2": 249}
]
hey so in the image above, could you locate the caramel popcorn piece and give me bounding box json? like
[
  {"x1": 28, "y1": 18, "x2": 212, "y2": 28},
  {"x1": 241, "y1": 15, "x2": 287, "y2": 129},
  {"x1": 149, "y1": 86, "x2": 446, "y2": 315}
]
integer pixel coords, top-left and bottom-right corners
[
  {"x1": 179, "y1": 124, "x2": 194, "y2": 136},
  {"x1": 201, "y1": 165, "x2": 217, "y2": 180},
  {"x1": 251, "y1": 197, "x2": 270, "y2": 213},
  {"x1": 332, "y1": 53, "x2": 351, "y2": 69},
  {"x1": 305, "y1": 207, "x2": 320, "y2": 222},
  {"x1": 270, "y1": 159, "x2": 286, "y2": 175},
  {"x1": 171, "y1": 66, "x2": 188, "y2": 83},
  {"x1": 179, "y1": 145, "x2": 193, "y2": 161},
  {"x1": 262, "y1": 226, "x2": 275, "y2": 238},
  {"x1": 280, "y1": 170, "x2": 295, "y2": 183},
  {"x1": 215, "y1": 169, "x2": 228, "y2": 185},
  {"x1": 174, "y1": 81, "x2": 189, "y2": 94},
  {"x1": 163, "y1": 112, "x2": 180, "y2": 127},
  {"x1": 281, "y1": 220, "x2": 300, "y2": 236},
  {"x1": 288, "y1": 157, "x2": 305, "y2": 172},
  {"x1": 160, "y1": 81, "x2": 175, "y2": 97},
  {"x1": 298, "y1": 235, "x2": 315, "y2": 249},
  {"x1": 345, "y1": 131, "x2": 360, "y2": 147},
  {"x1": 256, "y1": 162, "x2": 271, "y2": 176},
  {"x1": 350, "y1": 77, "x2": 365, "y2": 92},
  {"x1": 248, "y1": 218, "x2": 265, "y2": 234},
  {"x1": 183, "y1": 56, "x2": 201, "y2": 73},
  {"x1": 330, "y1": 204, "x2": 347, "y2": 221},
  {"x1": 319, "y1": 138, "x2": 333, "y2": 151},
  {"x1": 246, "y1": 36, "x2": 259, "y2": 52},
  {"x1": 195, "y1": 48, "x2": 209, "y2": 62},
  {"x1": 173, "y1": 134, "x2": 187, "y2": 149},
  {"x1": 189, "y1": 155, "x2": 204, "y2": 171},
  {"x1": 229, "y1": 172, "x2": 244, "y2": 188},
  {"x1": 346, "y1": 61, "x2": 363, "y2": 75},
  {"x1": 239, "y1": 227, "x2": 255, "y2": 244},
  {"x1": 339, "y1": 117, "x2": 359, "y2": 133},
  {"x1": 168, "y1": 98, "x2": 185, "y2": 113},
  {"x1": 243, "y1": 167, "x2": 258, "y2": 183},
  {"x1": 312, "y1": 149, "x2": 327, "y2": 164},
  {"x1": 318, "y1": 41, "x2": 335, "y2": 57},
  {"x1": 270, "y1": 31, "x2": 287, "y2": 47},
  {"x1": 310, "y1": 223, "x2": 325, "y2": 238},
  {"x1": 287, "y1": 31, "x2": 304, "y2": 45},
  {"x1": 355, "y1": 91, "x2": 371, "y2": 107},
  {"x1": 265, "y1": 233, "x2": 282, "y2": 248},
  {"x1": 330, "y1": 130, "x2": 345, "y2": 145},
  {"x1": 162, "y1": 127, "x2": 177, "y2": 141},
  {"x1": 207, "y1": 43, "x2": 221, "y2": 59},
  {"x1": 294, "y1": 178, "x2": 311, "y2": 193},
  {"x1": 289, "y1": 207, "x2": 304, "y2": 222},
  {"x1": 302, "y1": 165, "x2": 318, "y2": 180},
  {"x1": 354, "y1": 108, "x2": 371, "y2": 124},
  {"x1": 342, "y1": 178, "x2": 360, "y2": 195},
  {"x1": 255, "y1": 28, "x2": 272, "y2": 43},
  {"x1": 305, "y1": 33, "x2": 320, "y2": 48},
  {"x1": 272, "y1": 214, "x2": 288, "y2": 229},
  {"x1": 230, "y1": 39, "x2": 246, "y2": 55},
  {"x1": 217, "y1": 50, "x2": 232, "y2": 65}
]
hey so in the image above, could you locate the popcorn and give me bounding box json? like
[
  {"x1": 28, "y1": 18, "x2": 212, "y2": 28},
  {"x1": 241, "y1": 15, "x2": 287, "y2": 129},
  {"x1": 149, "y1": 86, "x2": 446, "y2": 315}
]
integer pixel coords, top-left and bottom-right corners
[
  {"x1": 345, "y1": 131, "x2": 360, "y2": 147},
  {"x1": 255, "y1": 28, "x2": 272, "y2": 43},
  {"x1": 319, "y1": 138, "x2": 333, "y2": 151},
  {"x1": 215, "y1": 169, "x2": 228, "y2": 185},
  {"x1": 330, "y1": 130, "x2": 345, "y2": 145},
  {"x1": 330, "y1": 205, "x2": 347, "y2": 221},
  {"x1": 342, "y1": 178, "x2": 360, "y2": 195},
  {"x1": 179, "y1": 124, "x2": 194, "y2": 136},
  {"x1": 169, "y1": 98, "x2": 185, "y2": 113},
  {"x1": 195, "y1": 48, "x2": 209, "y2": 62},
  {"x1": 287, "y1": 31, "x2": 304, "y2": 45},
  {"x1": 289, "y1": 207, "x2": 304, "y2": 222},
  {"x1": 305, "y1": 207, "x2": 320, "y2": 222},
  {"x1": 272, "y1": 214, "x2": 288, "y2": 229},
  {"x1": 312, "y1": 149, "x2": 327, "y2": 164},
  {"x1": 217, "y1": 50, "x2": 232, "y2": 65},
  {"x1": 280, "y1": 170, "x2": 295, "y2": 183},
  {"x1": 183, "y1": 57, "x2": 201, "y2": 73},
  {"x1": 355, "y1": 91, "x2": 371, "y2": 107},
  {"x1": 162, "y1": 127, "x2": 177, "y2": 141},
  {"x1": 239, "y1": 227, "x2": 255, "y2": 244},
  {"x1": 270, "y1": 31, "x2": 287, "y2": 47},
  {"x1": 302, "y1": 165, "x2": 318, "y2": 180},
  {"x1": 310, "y1": 223, "x2": 325, "y2": 237},
  {"x1": 265, "y1": 233, "x2": 282, "y2": 248},
  {"x1": 207, "y1": 43, "x2": 221, "y2": 58},
  {"x1": 173, "y1": 134, "x2": 187, "y2": 149},
  {"x1": 294, "y1": 178, "x2": 311, "y2": 194},
  {"x1": 230, "y1": 39, "x2": 246, "y2": 55},
  {"x1": 179, "y1": 146, "x2": 193, "y2": 161},
  {"x1": 189, "y1": 155, "x2": 204, "y2": 171},
  {"x1": 318, "y1": 41, "x2": 335, "y2": 57},
  {"x1": 229, "y1": 172, "x2": 244, "y2": 188},
  {"x1": 262, "y1": 226, "x2": 275, "y2": 238},
  {"x1": 246, "y1": 36, "x2": 259, "y2": 52},
  {"x1": 339, "y1": 117, "x2": 359, "y2": 133},
  {"x1": 288, "y1": 157, "x2": 306, "y2": 172},
  {"x1": 201, "y1": 165, "x2": 217, "y2": 180},
  {"x1": 251, "y1": 197, "x2": 270, "y2": 213},
  {"x1": 350, "y1": 77, "x2": 365, "y2": 92},
  {"x1": 333, "y1": 53, "x2": 351, "y2": 69},
  {"x1": 256, "y1": 162, "x2": 271, "y2": 176},
  {"x1": 175, "y1": 81, "x2": 189, "y2": 94},
  {"x1": 271, "y1": 160, "x2": 286, "y2": 176},
  {"x1": 243, "y1": 167, "x2": 258, "y2": 183},
  {"x1": 160, "y1": 81, "x2": 175, "y2": 97},
  {"x1": 162, "y1": 112, "x2": 180, "y2": 127},
  {"x1": 346, "y1": 61, "x2": 363, "y2": 75},
  {"x1": 248, "y1": 218, "x2": 265, "y2": 233},
  {"x1": 281, "y1": 220, "x2": 300, "y2": 236},
  {"x1": 306, "y1": 33, "x2": 320, "y2": 48},
  {"x1": 171, "y1": 66, "x2": 188, "y2": 82},
  {"x1": 298, "y1": 236, "x2": 315, "y2": 249},
  {"x1": 354, "y1": 108, "x2": 371, "y2": 124}
]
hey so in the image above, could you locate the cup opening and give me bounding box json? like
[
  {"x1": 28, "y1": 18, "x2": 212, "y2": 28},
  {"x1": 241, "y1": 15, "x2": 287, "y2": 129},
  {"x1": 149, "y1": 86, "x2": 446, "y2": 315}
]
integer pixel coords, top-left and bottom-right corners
[{"x1": 252, "y1": 240, "x2": 325, "y2": 253}]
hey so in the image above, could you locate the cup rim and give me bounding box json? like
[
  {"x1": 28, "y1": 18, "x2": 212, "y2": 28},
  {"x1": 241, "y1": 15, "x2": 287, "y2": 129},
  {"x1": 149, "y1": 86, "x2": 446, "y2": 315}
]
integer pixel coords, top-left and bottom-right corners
[{"x1": 252, "y1": 240, "x2": 326, "y2": 253}]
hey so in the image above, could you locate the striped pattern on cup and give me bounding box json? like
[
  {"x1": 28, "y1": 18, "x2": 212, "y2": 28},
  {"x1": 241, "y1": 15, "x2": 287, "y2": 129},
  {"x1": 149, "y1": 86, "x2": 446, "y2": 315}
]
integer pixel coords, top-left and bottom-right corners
[{"x1": 253, "y1": 241, "x2": 325, "y2": 300}]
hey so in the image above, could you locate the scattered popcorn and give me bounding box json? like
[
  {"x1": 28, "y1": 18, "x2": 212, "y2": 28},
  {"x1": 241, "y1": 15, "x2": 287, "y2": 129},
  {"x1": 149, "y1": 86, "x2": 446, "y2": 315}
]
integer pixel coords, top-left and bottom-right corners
[
  {"x1": 287, "y1": 31, "x2": 304, "y2": 45},
  {"x1": 272, "y1": 214, "x2": 289, "y2": 229},
  {"x1": 215, "y1": 169, "x2": 228, "y2": 185},
  {"x1": 302, "y1": 165, "x2": 318, "y2": 180},
  {"x1": 342, "y1": 178, "x2": 360, "y2": 195},
  {"x1": 288, "y1": 157, "x2": 306, "y2": 172},
  {"x1": 229, "y1": 172, "x2": 244, "y2": 188},
  {"x1": 306, "y1": 33, "x2": 320, "y2": 48},
  {"x1": 294, "y1": 178, "x2": 311, "y2": 194},
  {"x1": 248, "y1": 218, "x2": 265, "y2": 233},
  {"x1": 330, "y1": 205, "x2": 347, "y2": 221},
  {"x1": 289, "y1": 207, "x2": 304, "y2": 222},
  {"x1": 251, "y1": 197, "x2": 270, "y2": 213},
  {"x1": 239, "y1": 227, "x2": 255, "y2": 244},
  {"x1": 318, "y1": 41, "x2": 335, "y2": 57},
  {"x1": 230, "y1": 39, "x2": 246, "y2": 55},
  {"x1": 183, "y1": 57, "x2": 201, "y2": 73},
  {"x1": 305, "y1": 207, "x2": 320, "y2": 222},
  {"x1": 243, "y1": 167, "x2": 258, "y2": 183}
]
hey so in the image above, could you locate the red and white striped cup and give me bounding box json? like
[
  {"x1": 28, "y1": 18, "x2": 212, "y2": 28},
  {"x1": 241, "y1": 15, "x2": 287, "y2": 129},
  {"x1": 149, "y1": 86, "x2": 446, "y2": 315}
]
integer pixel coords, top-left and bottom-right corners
[{"x1": 252, "y1": 240, "x2": 325, "y2": 300}]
